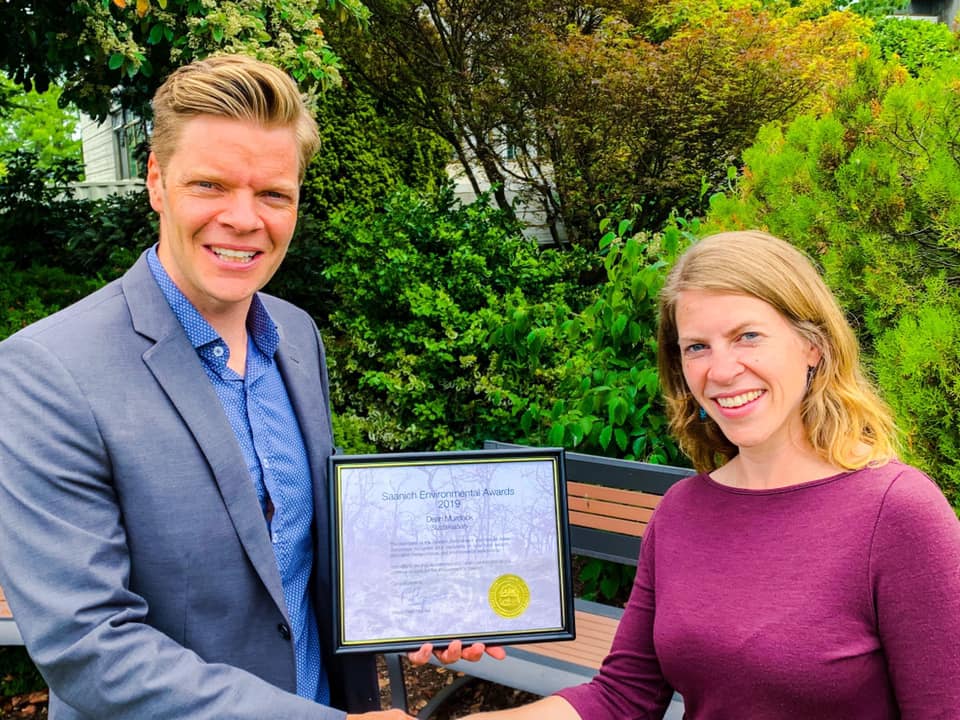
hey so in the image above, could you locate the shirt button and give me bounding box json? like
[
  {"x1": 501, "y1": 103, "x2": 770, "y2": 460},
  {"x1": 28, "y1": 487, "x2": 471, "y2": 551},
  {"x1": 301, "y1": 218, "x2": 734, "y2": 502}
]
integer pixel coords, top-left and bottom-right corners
[
  {"x1": 278, "y1": 623, "x2": 291, "y2": 640},
  {"x1": 213, "y1": 346, "x2": 225, "y2": 357},
  {"x1": 262, "y1": 459, "x2": 271, "y2": 469}
]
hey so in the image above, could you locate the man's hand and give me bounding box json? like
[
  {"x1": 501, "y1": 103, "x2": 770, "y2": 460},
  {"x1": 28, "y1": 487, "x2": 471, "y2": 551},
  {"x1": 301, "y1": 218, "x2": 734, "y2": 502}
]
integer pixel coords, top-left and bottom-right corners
[
  {"x1": 407, "y1": 638, "x2": 507, "y2": 666},
  {"x1": 346, "y1": 710, "x2": 415, "y2": 719}
]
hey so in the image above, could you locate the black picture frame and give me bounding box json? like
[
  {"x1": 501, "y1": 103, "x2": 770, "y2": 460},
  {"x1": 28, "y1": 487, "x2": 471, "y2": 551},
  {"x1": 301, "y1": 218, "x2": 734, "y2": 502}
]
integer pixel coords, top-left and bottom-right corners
[{"x1": 328, "y1": 447, "x2": 575, "y2": 654}]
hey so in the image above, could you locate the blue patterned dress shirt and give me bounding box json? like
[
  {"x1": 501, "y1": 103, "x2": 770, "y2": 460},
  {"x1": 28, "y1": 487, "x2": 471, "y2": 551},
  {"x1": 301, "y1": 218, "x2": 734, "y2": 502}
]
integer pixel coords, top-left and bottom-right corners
[{"x1": 147, "y1": 246, "x2": 329, "y2": 705}]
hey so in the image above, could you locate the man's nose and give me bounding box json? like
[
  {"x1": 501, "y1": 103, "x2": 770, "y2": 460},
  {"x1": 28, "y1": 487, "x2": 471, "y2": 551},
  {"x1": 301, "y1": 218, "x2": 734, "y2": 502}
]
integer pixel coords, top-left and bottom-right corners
[{"x1": 219, "y1": 192, "x2": 264, "y2": 233}]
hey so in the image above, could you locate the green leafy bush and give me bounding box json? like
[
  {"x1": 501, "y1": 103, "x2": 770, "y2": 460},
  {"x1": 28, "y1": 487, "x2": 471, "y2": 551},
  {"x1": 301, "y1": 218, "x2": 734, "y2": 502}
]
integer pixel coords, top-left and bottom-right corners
[
  {"x1": 870, "y1": 16, "x2": 960, "y2": 76},
  {"x1": 577, "y1": 557, "x2": 636, "y2": 605},
  {"x1": 299, "y1": 74, "x2": 448, "y2": 225},
  {"x1": 317, "y1": 184, "x2": 590, "y2": 451},
  {"x1": 272, "y1": 73, "x2": 448, "y2": 319},
  {"x1": 0, "y1": 149, "x2": 85, "y2": 270},
  {"x1": 64, "y1": 189, "x2": 156, "y2": 281},
  {"x1": 0, "y1": 149, "x2": 154, "y2": 281},
  {"x1": 0, "y1": 263, "x2": 101, "y2": 340},
  {"x1": 506, "y1": 218, "x2": 688, "y2": 464}
]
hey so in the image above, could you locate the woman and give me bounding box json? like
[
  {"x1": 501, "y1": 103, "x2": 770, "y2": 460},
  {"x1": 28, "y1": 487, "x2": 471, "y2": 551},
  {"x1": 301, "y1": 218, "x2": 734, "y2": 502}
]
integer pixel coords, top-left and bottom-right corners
[{"x1": 467, "y1": 231, "x2": 960, "y2": 719}]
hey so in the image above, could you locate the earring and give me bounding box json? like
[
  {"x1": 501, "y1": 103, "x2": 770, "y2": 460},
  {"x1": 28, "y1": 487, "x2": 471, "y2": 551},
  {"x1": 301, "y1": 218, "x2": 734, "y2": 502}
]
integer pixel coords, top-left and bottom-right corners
[
  {"x1": 806, "y1": 365, "x2": 816, "y2": 390},
  {"x1": 699, "y1": 407, "x2": 708, "y2": 421}
]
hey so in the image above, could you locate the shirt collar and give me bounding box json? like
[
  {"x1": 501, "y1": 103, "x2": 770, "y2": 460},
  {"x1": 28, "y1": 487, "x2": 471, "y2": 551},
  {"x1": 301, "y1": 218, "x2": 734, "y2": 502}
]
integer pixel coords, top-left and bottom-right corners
[{"x1": 146, "y1": 244, "x2": 280, "y2": 358}]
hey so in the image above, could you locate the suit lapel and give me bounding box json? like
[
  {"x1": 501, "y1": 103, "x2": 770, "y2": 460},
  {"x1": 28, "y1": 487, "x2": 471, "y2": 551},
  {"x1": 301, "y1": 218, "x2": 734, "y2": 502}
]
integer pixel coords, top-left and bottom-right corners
[{"x1": 121, "y1": 254, "x2": 289, "y2": 617}]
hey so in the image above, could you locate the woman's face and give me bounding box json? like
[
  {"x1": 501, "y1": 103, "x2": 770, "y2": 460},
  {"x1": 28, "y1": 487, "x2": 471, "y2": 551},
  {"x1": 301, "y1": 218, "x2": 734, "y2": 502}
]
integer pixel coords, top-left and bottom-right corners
[{"x1": 675, "y1": 290, "x2": 821, "y2": 457}]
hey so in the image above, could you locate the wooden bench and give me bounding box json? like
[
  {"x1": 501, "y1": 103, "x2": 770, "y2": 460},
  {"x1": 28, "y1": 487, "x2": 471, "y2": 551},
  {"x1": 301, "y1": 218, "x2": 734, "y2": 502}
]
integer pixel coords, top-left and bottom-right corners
[
  {"x1": 1, "y1": 583, "x2": 24, "y2": 645},
  {"x1": 384, "y1": 441, "x2": 691, "y2": 718}
]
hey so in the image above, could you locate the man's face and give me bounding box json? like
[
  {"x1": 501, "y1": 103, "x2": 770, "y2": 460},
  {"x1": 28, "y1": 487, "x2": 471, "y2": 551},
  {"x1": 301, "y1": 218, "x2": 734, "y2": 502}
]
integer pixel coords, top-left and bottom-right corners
[{"x1": 146, "y1": 115, "x2": 301, "y2": 325}]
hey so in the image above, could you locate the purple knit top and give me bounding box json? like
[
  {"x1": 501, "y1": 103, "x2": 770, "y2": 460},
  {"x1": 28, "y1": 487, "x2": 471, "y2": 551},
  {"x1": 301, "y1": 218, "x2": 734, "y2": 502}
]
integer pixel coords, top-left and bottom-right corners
[{"x1": 557, "y1": 461, "x2": 960, "y2": 719}]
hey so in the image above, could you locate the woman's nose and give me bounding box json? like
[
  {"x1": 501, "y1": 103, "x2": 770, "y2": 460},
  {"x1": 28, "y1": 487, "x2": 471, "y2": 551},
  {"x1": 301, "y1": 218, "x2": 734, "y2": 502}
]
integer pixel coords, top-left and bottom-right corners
[{"x1": 706, "y1": 348, "x2": 744, "y2": 384}]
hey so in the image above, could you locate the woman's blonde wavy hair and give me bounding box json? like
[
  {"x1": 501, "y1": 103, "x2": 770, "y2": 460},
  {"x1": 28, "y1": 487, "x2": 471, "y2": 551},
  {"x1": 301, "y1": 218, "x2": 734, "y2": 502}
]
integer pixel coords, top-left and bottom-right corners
[{"x1": 657, "y1": 231, "x2": 898, "y2": 473}]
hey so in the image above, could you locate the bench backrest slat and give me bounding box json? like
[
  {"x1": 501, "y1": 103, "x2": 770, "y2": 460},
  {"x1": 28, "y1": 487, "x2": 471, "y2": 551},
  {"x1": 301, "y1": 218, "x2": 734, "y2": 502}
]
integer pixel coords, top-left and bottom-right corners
[
  {"x1": 568, "y1": 495, "x2": 655, "y2": 524},
  {"x1": 568, "y1": 510, "x2": 649, "y2": 537},
  {"x1": 568, "y1": 482, "x2": 662, "y2": 510},
  {"x1": 1, "y1": 585, "x2": 11, "y2": 620},
  {"x1": 483, "y1": 440, "x2": 691, "y2": 567}
]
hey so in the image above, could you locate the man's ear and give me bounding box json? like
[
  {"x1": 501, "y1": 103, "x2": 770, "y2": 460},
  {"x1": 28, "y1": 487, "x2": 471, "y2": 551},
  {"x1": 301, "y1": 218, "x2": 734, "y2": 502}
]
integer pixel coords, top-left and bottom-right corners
[{"x1": 145, "y1": 152, "x2": 164, "y2": 214}]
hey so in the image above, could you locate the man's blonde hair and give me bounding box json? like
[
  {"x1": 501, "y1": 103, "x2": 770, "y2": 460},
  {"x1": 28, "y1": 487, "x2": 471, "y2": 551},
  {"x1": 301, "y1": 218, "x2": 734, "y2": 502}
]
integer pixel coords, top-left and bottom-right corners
[
  {"x1": 657, "y1": 230, "x2": 898, "y2": 472},
  {"x1": 151, "y1": 54, "x2": 320, "y2": 181}
]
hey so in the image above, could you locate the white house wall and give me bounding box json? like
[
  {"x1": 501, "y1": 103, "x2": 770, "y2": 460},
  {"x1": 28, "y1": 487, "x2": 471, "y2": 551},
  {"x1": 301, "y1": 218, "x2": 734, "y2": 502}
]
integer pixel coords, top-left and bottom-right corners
[
  {"x1": 905, "y1": 0, "x2": 960, "y2": 26},
  {"x1": 80, "y1": 115, "x2": 118, "y2": 183},
  {"x1": 447, "y1": 162, "x2": 566, "y2": 246}
]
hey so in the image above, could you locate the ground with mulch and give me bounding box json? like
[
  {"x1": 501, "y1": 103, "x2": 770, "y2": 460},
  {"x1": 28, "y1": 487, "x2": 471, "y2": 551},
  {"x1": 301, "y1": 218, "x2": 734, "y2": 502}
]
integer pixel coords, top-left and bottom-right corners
[
  {"x1": 1, "y1": 658, "x2": 539, "y2": 719},
  {"x1": 0, "y1": 690, "x2": 46, "y2": 719},
  {"x1": 376, "y1": 656, "x2": 541, "y2": 718}
]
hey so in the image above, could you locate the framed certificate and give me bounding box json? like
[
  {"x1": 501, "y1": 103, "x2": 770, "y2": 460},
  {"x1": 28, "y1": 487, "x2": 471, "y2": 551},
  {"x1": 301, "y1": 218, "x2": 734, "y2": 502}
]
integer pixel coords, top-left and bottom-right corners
[{"x1": 329, "y1": 447, "x2": 574, "y2": 654}]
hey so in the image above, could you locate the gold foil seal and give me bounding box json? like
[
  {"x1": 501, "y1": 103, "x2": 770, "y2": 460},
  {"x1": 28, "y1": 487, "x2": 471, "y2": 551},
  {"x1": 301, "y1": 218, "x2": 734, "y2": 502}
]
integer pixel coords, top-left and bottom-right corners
[{"x1": 488, "y1": 574, "x2": 530, "y2": 618}]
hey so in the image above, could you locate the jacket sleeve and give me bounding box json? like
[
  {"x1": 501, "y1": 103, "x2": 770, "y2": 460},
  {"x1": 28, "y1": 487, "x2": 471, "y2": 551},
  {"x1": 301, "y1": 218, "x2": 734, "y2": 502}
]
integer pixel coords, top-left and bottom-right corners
[
  {"x1": 872, "y1": 468, "x2": 960, "y2": 719},
  {"x1": 0, "y1": 334, "x2": 346, "y2": 720}
]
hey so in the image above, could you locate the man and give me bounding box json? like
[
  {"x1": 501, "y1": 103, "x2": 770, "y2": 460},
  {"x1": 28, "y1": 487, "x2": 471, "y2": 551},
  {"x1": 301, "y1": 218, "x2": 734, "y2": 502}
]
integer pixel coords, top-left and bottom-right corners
[{"x1": 0, "y1": 55, "x2": 497, "y2": 720}]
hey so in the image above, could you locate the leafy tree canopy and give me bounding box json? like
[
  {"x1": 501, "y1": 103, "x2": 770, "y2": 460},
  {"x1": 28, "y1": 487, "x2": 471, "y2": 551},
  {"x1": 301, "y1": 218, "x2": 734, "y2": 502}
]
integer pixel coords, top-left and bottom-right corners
[
  {"x1": 335, "y1": 0, "x2": 869, "y2": 245},
  {"x1": 0, "y1": 74, "x2": 82, "y2": 174},
  {"x1": 0, "y1": 0, "x2": 369, "y2": 120}
]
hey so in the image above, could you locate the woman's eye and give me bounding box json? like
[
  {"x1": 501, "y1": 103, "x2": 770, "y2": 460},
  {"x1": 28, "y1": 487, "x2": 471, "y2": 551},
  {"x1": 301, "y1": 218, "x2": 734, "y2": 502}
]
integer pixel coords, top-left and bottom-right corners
[
  {"x1": 683, "y1": 343, "x2": 707, "y2": 354},
  {"x1": 739, "y1": 332, "x2": 760, "y2": 342}
]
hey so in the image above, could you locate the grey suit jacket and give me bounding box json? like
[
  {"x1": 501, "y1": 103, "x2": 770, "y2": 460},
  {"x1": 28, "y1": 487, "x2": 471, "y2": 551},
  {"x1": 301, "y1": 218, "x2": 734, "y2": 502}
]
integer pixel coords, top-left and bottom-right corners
[{"x1": 0, "y1": 252, "x2": 378, "y2": 719}]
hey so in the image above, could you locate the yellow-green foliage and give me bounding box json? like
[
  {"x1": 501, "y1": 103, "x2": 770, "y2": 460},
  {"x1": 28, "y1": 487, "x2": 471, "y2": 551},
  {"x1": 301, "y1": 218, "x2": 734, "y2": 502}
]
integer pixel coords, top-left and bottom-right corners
[{"x1": 705, "y1": 53, "x2": 960, "y2": 508}]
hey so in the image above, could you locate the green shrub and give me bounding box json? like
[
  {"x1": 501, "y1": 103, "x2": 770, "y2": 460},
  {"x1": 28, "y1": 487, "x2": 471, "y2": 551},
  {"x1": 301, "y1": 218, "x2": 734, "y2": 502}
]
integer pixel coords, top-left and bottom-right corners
[
  {"x1": 0, "y1": 149, "x2": 154, "y2": 281},
  {"x1": 273, "y1": 73, "x2": 449, "y2": 321},
  {"x1": 0, "y1": 263, "x2": 101, "y2": 340},
  {"x1": 64, "y1": 189, "x2": 155, "y2": 281},
  {"x1": 0, "y1": 648, "x2": 45, "y2": 697},
  {"x1": 704, "y1": 54, "x2": 960, "y2": 509},
  {"x1": 505, "y1": 218, "x2": 689, "y2": 465},
  {"x1": 875, "y1": 280, "x2": 960, "y2": 510},
  {"x1": 300, "y1": 75, "x2": 448, "y2": 224},
  {"x1": 318, "y1": 184, "x2": 590, "y2": 452},
  {"x1": 870, "y1": 16, "x2": 960, "y2": 76},
  {"x1": 0, "y1": 149, "x2": 85, "y2": 270}
]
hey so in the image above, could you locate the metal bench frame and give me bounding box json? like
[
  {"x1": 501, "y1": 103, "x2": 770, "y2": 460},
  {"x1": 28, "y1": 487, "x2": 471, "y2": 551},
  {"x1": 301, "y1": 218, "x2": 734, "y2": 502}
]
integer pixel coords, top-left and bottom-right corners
[{"x1": 1, "y1": 585, "x2": 23, "y2": 644}]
